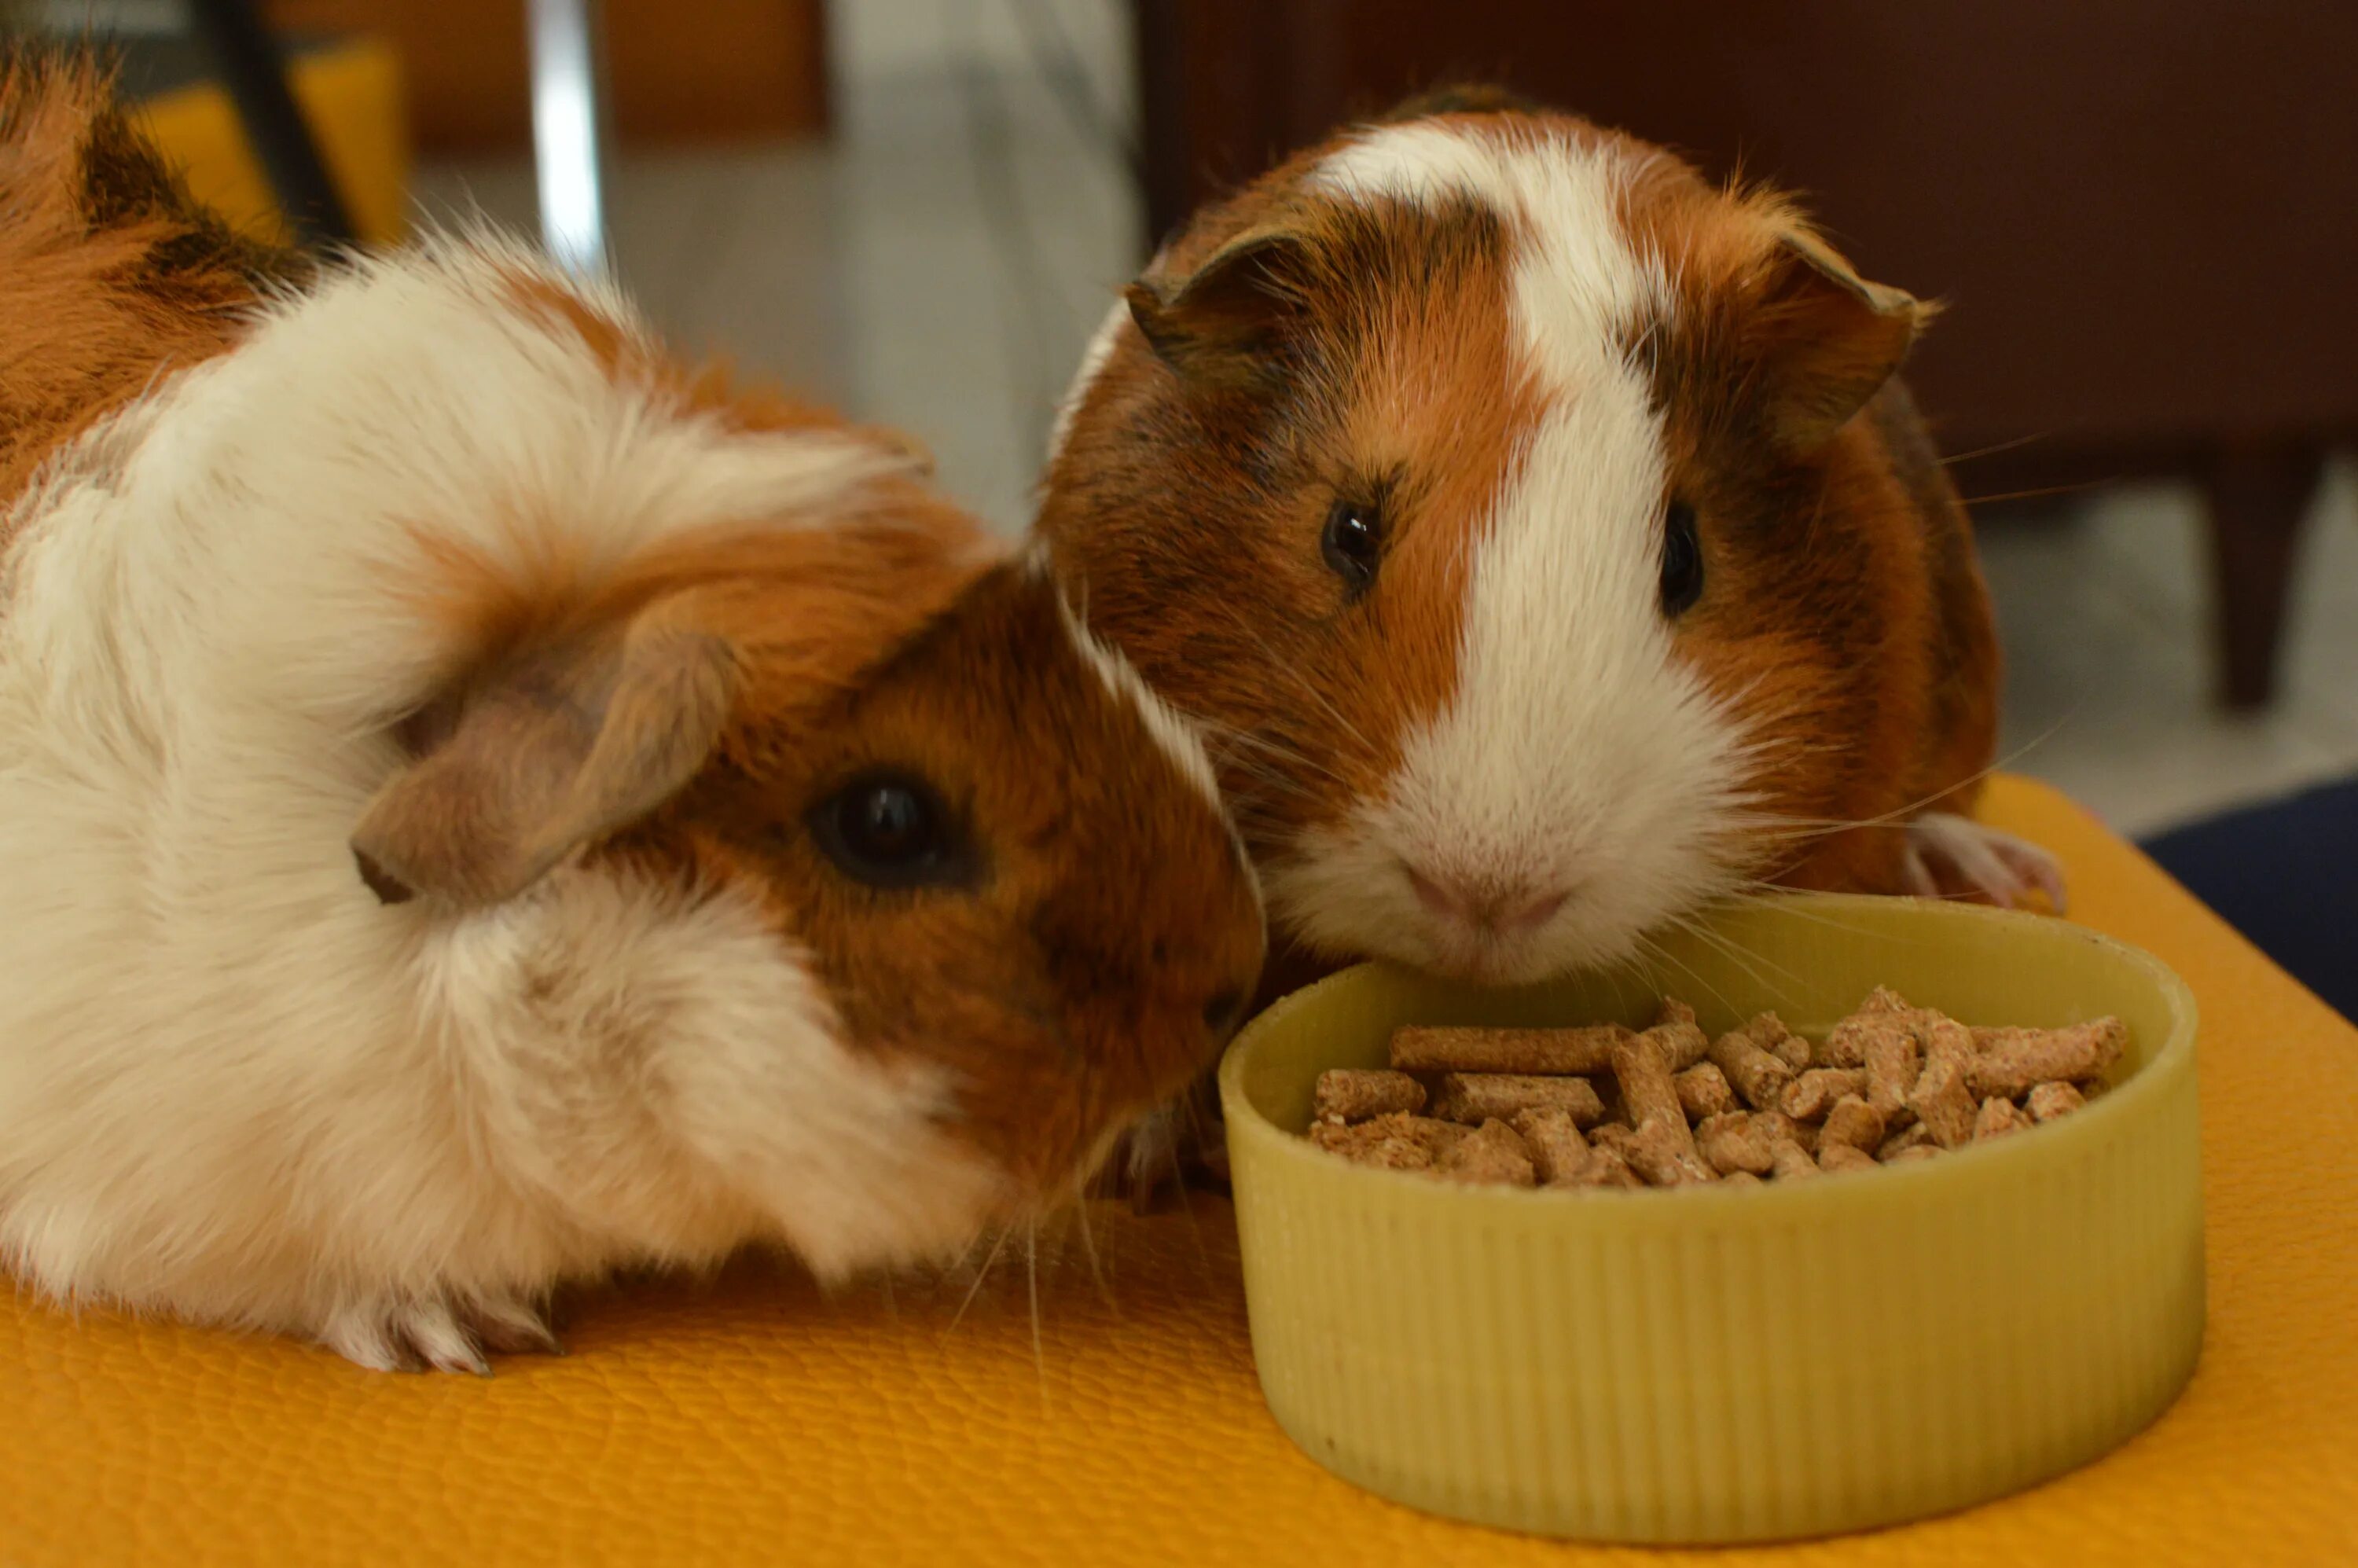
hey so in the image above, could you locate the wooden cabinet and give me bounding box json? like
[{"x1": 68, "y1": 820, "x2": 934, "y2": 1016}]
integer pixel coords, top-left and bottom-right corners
[{"x1": 263, "y1": 0, "x2": 830, "y2": 151}]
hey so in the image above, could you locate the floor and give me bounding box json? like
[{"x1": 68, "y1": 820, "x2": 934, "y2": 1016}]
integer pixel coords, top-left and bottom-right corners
[{"x1": 413, "y1": 0, "x2": 2358, "y2": 843}]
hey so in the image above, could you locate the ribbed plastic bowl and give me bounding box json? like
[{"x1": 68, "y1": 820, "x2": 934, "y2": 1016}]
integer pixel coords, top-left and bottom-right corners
[{"x1": 1219, "y1": 894, "x2": 2204, "y2": 1544}]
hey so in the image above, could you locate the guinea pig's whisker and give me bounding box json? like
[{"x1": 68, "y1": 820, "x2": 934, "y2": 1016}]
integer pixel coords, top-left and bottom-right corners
[
  {"x1": 1731, "y1": 717, "x2": 2073, "y2": 877},
  {"x1": 1634, "y1": 931, "x2": 1744, "y2": 1023},
  {"x1": 1161, "y1": 1137, "x2": 1216, "y2": 1284},
  {"x1": 942, "y1": 1225, "x2": 1012, "y2": 1342},
  {"x1": 1070, "y1": 1198, "x2": 1118, "y2": 1317},
  {"x1": 1958, "y1": 480, "x2": 2106, "y2": 509},
  {"x1": 1218, "y1": 761, "x2": 1328, "y2": 805},
  {"x1": 1207, "y1": 726, "x2": 1358, "y2": 788},
  {"x1": 1212, "y1": 725, "x2": 1357, "y2": 788},
  {"x1": 1937, "y1": 430, "x2": 2055, "y2": 468},
  {"x1": 1212, "y1": 606, "x2": 1381, "y2": 759},
  {"x1": 1024, "y1": 1221, "x2": 1047, "y2": 1398},
  {"x1": 1666, "y1": 909, "x2": 1804, "y2": 994}
]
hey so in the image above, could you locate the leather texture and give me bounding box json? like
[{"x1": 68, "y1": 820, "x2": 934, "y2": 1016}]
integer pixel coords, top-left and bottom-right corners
[{"x1": 4, "y1": 775, "x2": 2354, "y2": 1566}]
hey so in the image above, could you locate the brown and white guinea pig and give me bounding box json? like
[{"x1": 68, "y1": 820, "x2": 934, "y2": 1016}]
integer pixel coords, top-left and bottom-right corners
[
  {"x1": 1036, "y1": 85, "x2": 2062, "y2": 993},
  {"x1": 0, "y1": 57, "x2": 1262, "y2": 1372}
]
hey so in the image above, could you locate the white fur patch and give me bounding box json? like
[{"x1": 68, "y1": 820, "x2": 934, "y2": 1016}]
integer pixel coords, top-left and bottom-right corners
[
  {"x1": 0, "y1": 235, "x2": 1004, "y2": 1360},
  {"x1": 1052, "y1": 588, "x2": 1225, "y2": 813},
  {"x1": 1045, "y1": 298, "x2": 1131, "y2": 465},
  {"x1": 1274, "y1": 122, "x2": 1757, "y2": 982}
]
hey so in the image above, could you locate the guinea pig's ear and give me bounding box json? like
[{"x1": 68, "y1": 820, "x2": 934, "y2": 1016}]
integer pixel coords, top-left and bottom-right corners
[
  {"x1": 1125, "y1": 223, "x2": 1313, "y2": 389},
  {"x1": 348, "y1": 597, "x2": 737, "y2": 908},
  {"x1": 1749, "y1": 229, "x2": 1934, "y2": 453}
]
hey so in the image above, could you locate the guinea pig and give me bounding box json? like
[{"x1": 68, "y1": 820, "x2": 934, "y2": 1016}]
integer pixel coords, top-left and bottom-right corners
[
  {"x1": 0, "y1": 57, "x2": 1263, "y2": 1372},
  {"x1": 1037, "y1": 84, "x2": 2062, "y2": 993}
]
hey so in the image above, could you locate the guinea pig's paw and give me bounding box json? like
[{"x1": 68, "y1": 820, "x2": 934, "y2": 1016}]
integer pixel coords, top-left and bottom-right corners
[
  {"x1": 1902, "y1": 813, "x2": 2069, "y2": 914},
  {"x1": 320, "y1": 1294, "x2": 557, "y2": 1375},
  {"x1": 1086, "y1": 1107, "x2": 1183, "y2": 1214},
  {"x1": 1106, "y1": 1098, "x2": 1234, "y2": 1213}
]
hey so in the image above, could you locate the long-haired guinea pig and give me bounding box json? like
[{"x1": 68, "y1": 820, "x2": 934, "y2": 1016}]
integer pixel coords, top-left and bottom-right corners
[
  {"x1": 0, "y1": 56, "x2": 1262, "y2": 1372},
  {"x1": 1037, "y1": 84, "x2": 2062, "y2": 992}
]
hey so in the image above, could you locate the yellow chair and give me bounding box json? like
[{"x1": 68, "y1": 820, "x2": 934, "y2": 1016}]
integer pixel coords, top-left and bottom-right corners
[{"x1": 130, "y1": 31, "x2": 409, "y2": 248}]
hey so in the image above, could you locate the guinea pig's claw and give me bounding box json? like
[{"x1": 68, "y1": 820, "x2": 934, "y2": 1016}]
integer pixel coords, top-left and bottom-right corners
[
  {"x1": 322, "y1": 1294, "x2": 559, "y2": 1375},
  {"x1": 399, "y1": 1300, "x2": 494, "y2": 1375},
  {"x1": 468, "y1": 1298, "x2": 565, "y2": 1357},
  {"x1": 1904, "y1": 813, "x2": 2069, "y2": 914}
]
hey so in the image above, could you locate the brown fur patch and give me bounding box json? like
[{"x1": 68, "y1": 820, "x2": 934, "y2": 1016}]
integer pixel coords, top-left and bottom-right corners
[
  {"x1": 0, "y1": 50, "x2": 305, "y2": 525},
  {"x1": 1619, "y1": 141, "x2": 1996, "y2": 893},
  {"x1": 610, "y1": 558, "x2": 1264, "y2": 1192}
]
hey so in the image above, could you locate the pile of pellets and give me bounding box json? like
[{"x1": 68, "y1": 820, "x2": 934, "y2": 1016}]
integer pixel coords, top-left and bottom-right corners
[{"x1": 1306, "y1": 989, "x2": 2125, "y2": 1188}]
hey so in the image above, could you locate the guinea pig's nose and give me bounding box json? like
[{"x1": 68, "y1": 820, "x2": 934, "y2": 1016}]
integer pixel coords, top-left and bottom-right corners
[
  {"x1": 1407, "y1": 865, "x2": 1569, "y2": 936},
  {"x1": 1497, "y1": 887, "x2": 1570, "y2": 935},
  {"x1": 1405, "y1": 865, "x2": 1475, "y2": 923},
  {"x1": 1203, "y1": 988, "x2": 1247, "y2": 1037}
]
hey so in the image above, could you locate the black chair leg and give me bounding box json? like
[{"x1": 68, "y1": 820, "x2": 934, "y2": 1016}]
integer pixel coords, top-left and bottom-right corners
[{"x1": 183, "y1": 0, "x2": 357, "y2": 249}]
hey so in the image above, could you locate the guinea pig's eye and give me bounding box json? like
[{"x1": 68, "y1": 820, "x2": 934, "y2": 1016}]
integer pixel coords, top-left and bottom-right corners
[
  {"x1": 806, "y1": 772, "x2": 979, "y2": 891},
  {"x1": 1659, "y1": 500, "x2": 1704, "y2": 617},
  {"x1": 1320, "y1": 498, "x2": 1383, "y2": 596}
]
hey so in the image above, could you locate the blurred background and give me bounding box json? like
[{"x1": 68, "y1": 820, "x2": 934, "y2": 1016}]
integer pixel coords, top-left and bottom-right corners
[{"x1": 18, "y1": 0, "x2": 2358, "y2": 1006}]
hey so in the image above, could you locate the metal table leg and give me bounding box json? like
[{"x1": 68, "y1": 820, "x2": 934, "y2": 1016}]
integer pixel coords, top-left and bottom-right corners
[
  {"x1": 183, "y1": 0, "x2": 357, "y2": 249},
  {"x1": 527, "y1": 0, "x2": 609, "y2": 276}
]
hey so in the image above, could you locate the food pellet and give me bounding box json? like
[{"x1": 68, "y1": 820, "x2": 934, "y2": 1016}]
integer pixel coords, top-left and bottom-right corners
[
  {"x1": 1708, "y1": 1023, "x2": 1795, "y2": 1111},
  {"x1": 1782, "y1": 1067, "x2": 1869, "y2": 1121},
  {"x1": 1298, "y1": 995, "x2": 2125, "y2": 1190},
  {"x1": 1580, "y1": 1146, "x2": 1644, "y2": 1188},
  {"x1": 1819, "y1": 1142, "x2": 1879, "y2": 1174},
  {"x1": 1391, "y1": 1023, "x2": 1630, "y2": 1075},
  {"x1": 1585, "y1": 1121, "x2": 1636, "y2": 1158},
  {"x1": 1973, "y1": 1096, "x2": 2031, "y2": 1140},
  {"x1": 1877, "y1": 1121, "x2": 1933, "y2": 1160},
  {"x1": 1861, "y1": 1022, "x2": 1922, "y2": 1124},
  {"x1": 1611, "y1": 1037, "x2": 1688, "y2": 1136},
  {"x1": 1644, "y1": 997, "x2": 1713, "y2": 1071},
  {"x1": 1625, "y1": 1114, "x2": 1719, "y2": 1187},
  {"x1": 1511, "y1": 1106, "x2": 1591, "y2": 1184},
  {"x1": 1820, "y1": 986, "x2": 1919, "y2": 1067},
  {"x1": 1908, "y1": 1018, "x2": 1980, "y2": 1150},
  {"x1": 2026, "y1": 1081, "x2": 2085, "y2": 1122},
  {"x1": 1430, "y1": 1071, "x2": 1605, "y2": 1127},
  {"x1": 1309, "y1": 1112, "x2": 1438, "y2": 1170},
  {"x1": 1673, "y1": 1061, "x2": 1739, "y2": 1121},
  {"x1": 1820, "y1": 1093, "x2": 1887, "y2": 1154},
  {"x1": 1695, "y1": 1111, "x2": 1778, "y2": 1177},
  {"x1": 1313, "y1": 1068, "x2": 1426, "y2": 1122},
  {"x1": 1749, "y1": 1012, "x2": 1811, "y2": 1072},
  {"x1": 1968, "y1": 1019, "x2": 2126, "y2": 1098},
  {"x1": 1435, "y1": 1118, "x2": 1537, "y2": 1186}
]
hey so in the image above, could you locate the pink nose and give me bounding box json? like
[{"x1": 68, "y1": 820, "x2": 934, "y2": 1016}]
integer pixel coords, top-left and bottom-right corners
[{"x1": 1405, "y1": 866, "x2": 1570, "y2": 936}]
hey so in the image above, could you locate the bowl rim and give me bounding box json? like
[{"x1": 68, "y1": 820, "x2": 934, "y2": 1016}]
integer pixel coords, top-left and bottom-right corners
[{"x1": 1218, "y1": 890, "x2": 2200, "y2": 1206}]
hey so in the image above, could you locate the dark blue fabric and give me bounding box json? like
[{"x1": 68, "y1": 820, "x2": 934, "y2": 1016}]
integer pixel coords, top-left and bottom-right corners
[{"x1": 2141, "y1": 777, "x2": 2358, "y2": 1023}]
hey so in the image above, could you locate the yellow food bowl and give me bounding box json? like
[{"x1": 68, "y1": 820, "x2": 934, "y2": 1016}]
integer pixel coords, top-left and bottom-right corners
[{"x1": 1219, "y1": 894, "x2": 2203, "y2": 1543}]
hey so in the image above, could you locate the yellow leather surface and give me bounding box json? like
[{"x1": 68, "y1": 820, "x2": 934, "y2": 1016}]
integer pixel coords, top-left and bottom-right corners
[{"x1": 5, "y1": 775, "x2": 2354, "y2": 1566}]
